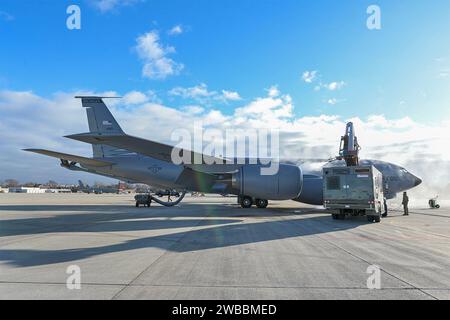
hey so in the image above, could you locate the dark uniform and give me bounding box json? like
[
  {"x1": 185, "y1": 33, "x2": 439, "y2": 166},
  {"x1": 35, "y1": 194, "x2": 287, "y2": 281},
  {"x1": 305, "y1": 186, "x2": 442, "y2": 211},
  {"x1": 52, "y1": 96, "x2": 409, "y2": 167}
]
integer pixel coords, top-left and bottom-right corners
[
  {"x1": 402, "y1": 192, "x2": 409, "y2": 216},
  {"x1": 382, "y1": 198, "x2": 388, "y2": 218}
]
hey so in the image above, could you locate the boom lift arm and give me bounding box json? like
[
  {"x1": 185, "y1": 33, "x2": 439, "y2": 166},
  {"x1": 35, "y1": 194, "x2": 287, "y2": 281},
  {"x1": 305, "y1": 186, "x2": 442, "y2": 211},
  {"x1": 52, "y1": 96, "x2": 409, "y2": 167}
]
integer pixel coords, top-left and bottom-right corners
[{"x1": 338, "y1": 122, "x2": 361, "y2": 167}]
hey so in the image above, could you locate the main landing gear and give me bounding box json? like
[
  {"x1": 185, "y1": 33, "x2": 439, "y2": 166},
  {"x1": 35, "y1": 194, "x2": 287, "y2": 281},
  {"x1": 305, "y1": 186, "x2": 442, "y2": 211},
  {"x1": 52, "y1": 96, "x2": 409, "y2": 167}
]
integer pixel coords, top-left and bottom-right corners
[{"x1": 238, "y1": 196, "x2": 269, "y2": 209}]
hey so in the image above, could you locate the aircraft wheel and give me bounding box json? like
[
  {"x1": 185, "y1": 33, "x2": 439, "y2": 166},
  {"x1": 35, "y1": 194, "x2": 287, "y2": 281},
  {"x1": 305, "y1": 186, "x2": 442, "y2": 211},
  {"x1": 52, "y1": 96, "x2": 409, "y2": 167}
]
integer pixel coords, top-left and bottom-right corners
[
  {"x1": 256, "y1": 199, "x2": 268, "y2": 209},
  {"x1": 240, "y1": 196, "x2": 253, "y2": 209}
]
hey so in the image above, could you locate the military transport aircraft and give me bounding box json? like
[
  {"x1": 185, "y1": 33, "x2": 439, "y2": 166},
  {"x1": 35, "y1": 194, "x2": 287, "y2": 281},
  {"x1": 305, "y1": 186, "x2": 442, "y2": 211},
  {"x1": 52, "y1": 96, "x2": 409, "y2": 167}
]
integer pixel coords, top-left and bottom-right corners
[{"x1": 25, "y1": 97, "x2": 422, "y2": 208}]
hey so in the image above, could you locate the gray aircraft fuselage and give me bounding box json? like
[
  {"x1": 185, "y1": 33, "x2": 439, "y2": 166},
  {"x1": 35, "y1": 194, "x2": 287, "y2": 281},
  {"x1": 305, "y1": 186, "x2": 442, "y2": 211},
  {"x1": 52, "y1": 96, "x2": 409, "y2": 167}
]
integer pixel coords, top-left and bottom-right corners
[{"x1": 69, "y1": 154, "x2": 422, "y2": 205}]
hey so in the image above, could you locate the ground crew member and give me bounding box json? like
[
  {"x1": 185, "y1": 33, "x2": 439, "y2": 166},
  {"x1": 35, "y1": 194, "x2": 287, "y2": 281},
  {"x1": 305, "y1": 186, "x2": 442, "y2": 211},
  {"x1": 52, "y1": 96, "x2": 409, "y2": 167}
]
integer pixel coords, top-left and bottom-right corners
[
  {"x1": 402, "y1": 192, "x2": 409, "y2": 216},
  {"x1": 382, "y1": 198, "x2": 388, "y2": 218}
]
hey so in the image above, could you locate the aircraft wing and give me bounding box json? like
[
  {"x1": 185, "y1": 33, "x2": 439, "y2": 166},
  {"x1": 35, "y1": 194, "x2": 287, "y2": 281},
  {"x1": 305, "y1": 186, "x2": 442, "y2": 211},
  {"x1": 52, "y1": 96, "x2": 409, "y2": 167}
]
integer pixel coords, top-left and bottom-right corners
[
  {"x1": 24, "y1": 149, "x2": 114, "y2": 167},
  {"x1": 65, "y1": 132, "x2": 225, "y2": 165}
]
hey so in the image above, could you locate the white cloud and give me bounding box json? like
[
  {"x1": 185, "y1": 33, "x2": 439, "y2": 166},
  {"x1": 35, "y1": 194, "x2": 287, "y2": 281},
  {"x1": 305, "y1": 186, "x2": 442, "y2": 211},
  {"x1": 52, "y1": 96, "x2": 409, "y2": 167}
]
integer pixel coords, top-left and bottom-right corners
[
  {"x1": 325, "y1": 98, "x2": 346, "y2": 106},
  {"x1": 182, "y1": 105, "x2": 204, "y2": 115},
  {"x1": 235, "y1": 88, "x2": 293, "y2": 123},
  {"x1": 221, "y1": 90, "x2": 241, "y2": 101},
  {"x1": 169, "y1": 83, "x2": 241, "y2": 104},
  {"x1": 302, "y1": 70, "x2": 346, "y2": 91},
  {"x1": 168, "y1": 25, "x2": 183, "y2": 36},
  {"x1": 326, "y1": 81, "x2": 346, "y2": 91},
  {"x1": 89, "y1": 0, "x2": 142, "y2": 13},
  {"x1": 203, "y1": 110, "x2": 229, "y2": 126},
  {"x1": 119, "y1": 90, "x2": 161, "y2": 105},
  {"x1": 365, "y1": 115, "x2": 416, "y2": 129},
  {"x1": 169, "y1": 83, "x2": 212, "y2": 99},
  {"x1": 122, "y1": 91, "x2": 149, "y2": 105},
  {"x1": 135, "y1": 30, "x2": 184, "y2": 80},
  {"x1": 327, "y1": 98, "x2": 338, "y2": 105},
  {"x1": 2, "y1": 88, "x2": 450, "y2": 197},
  {"x1": 267, "y1": 85, "x2": 280, "y2": 98},
  {"x1": 315, "y1": 81, "x2": 346, "y2": 91},
  {"x1": 302, "y1": 71, "x2": 318, "y2": 83}
]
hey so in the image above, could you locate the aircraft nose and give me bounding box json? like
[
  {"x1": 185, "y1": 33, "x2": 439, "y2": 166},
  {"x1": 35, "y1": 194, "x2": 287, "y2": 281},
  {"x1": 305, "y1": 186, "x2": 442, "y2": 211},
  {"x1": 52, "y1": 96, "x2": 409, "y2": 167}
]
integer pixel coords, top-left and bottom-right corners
[{"x1": 414, "y1": 176, "x2": 422, "y2": 187}]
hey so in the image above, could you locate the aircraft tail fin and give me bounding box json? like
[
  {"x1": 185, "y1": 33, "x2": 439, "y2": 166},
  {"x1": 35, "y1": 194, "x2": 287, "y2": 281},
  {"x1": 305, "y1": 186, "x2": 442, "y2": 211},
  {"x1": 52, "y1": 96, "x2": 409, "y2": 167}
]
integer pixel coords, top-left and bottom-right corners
[
  {"x1": 76, "y1": 96, "x2": 130, "y2": 158},
  {"x1": 77, "y1": 96, "x2": 124, "y2": 134}
]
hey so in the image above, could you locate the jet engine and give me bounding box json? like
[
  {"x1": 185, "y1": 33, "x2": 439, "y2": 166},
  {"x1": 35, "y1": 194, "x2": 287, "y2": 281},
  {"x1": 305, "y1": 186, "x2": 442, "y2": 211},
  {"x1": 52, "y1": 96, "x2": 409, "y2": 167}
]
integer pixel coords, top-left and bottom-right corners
[
  {"x1": 294, "y1": 175, "x2": 324, "y2": 205},
  {"x1": 232, "y1": 164, "x2": 303, "y2": 200}
]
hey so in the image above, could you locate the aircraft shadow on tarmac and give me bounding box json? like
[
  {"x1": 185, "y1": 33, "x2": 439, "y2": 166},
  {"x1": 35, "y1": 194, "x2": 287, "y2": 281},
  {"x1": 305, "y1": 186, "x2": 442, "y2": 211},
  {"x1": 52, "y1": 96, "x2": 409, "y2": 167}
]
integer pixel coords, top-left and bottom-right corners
[
  {"x1": 0, "y1": 203, "x2": 309, "y2": 238},
  {"x1": 0, "y1": 203, "x2": 364, "y2": 267}
]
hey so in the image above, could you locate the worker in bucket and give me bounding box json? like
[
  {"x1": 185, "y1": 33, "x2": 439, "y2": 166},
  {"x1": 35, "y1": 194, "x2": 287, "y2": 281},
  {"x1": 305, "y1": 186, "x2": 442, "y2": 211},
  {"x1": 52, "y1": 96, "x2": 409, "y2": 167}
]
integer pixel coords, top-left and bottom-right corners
[{"x1": 402, "y1": 192, "x2": 409, "y2": 216}]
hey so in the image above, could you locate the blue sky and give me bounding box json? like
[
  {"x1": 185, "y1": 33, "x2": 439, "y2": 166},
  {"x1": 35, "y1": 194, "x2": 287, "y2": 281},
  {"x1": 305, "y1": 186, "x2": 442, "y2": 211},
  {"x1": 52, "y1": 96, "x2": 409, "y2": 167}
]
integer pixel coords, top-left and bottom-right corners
[
  {"x1": 1, "y1": 0, "x2": 450, "y2": 187},
  {"x1": 1, "y1": 0, "x2": 450, "y2": 122}
]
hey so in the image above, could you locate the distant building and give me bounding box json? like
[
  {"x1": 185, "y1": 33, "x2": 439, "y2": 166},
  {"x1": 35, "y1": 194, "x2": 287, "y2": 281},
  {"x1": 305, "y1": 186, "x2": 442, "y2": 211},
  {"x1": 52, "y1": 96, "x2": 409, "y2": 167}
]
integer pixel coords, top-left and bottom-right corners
[
  {"x1": 8, "y1": 187, "x2": 73, "y2": 193},
  {"x1": 45, "y1": 189, "x2": 72, "y2": 193},
  {"x1": 0, "y1": 187, "x2": 9, "y2": 193},
  {"x1": 8, "y1": 187, "x2": 46, "y2": 193}
]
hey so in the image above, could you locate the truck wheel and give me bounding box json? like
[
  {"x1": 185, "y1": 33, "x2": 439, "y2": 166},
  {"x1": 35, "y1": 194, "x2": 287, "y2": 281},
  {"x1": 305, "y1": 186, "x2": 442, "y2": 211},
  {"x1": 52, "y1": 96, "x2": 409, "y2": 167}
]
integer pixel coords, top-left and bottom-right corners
[
  {"x1": 240, "y1": 196, "x2": 253, "y2": 209},
  {"x1": 256, "y1": 199, "x2": 268, "y2": 209},
  {"x1": 367, "y1": 216, "x2": 381, "y2": 223},
  {"x1": 332, "y1": 214, "x2": 338, "y2": 220}
]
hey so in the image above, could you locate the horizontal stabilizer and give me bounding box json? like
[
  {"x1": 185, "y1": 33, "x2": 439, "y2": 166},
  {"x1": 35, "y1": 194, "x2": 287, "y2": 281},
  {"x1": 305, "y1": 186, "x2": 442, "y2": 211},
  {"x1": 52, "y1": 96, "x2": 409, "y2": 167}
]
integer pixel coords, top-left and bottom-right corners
[
  {"x1": 65, "y1": 133, "x2": 224, "y2": 164},
  {"x1": 24, "y1": 149, "x2": 114, "y2": 167}
]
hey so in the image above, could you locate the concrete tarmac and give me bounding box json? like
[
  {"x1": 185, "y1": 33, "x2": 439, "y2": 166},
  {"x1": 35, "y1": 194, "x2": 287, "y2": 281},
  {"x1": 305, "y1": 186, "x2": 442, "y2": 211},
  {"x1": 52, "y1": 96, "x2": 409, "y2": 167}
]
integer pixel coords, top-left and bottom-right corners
[{"x1": 0, "y1": 193, "x2": 449, "y2": 300}]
